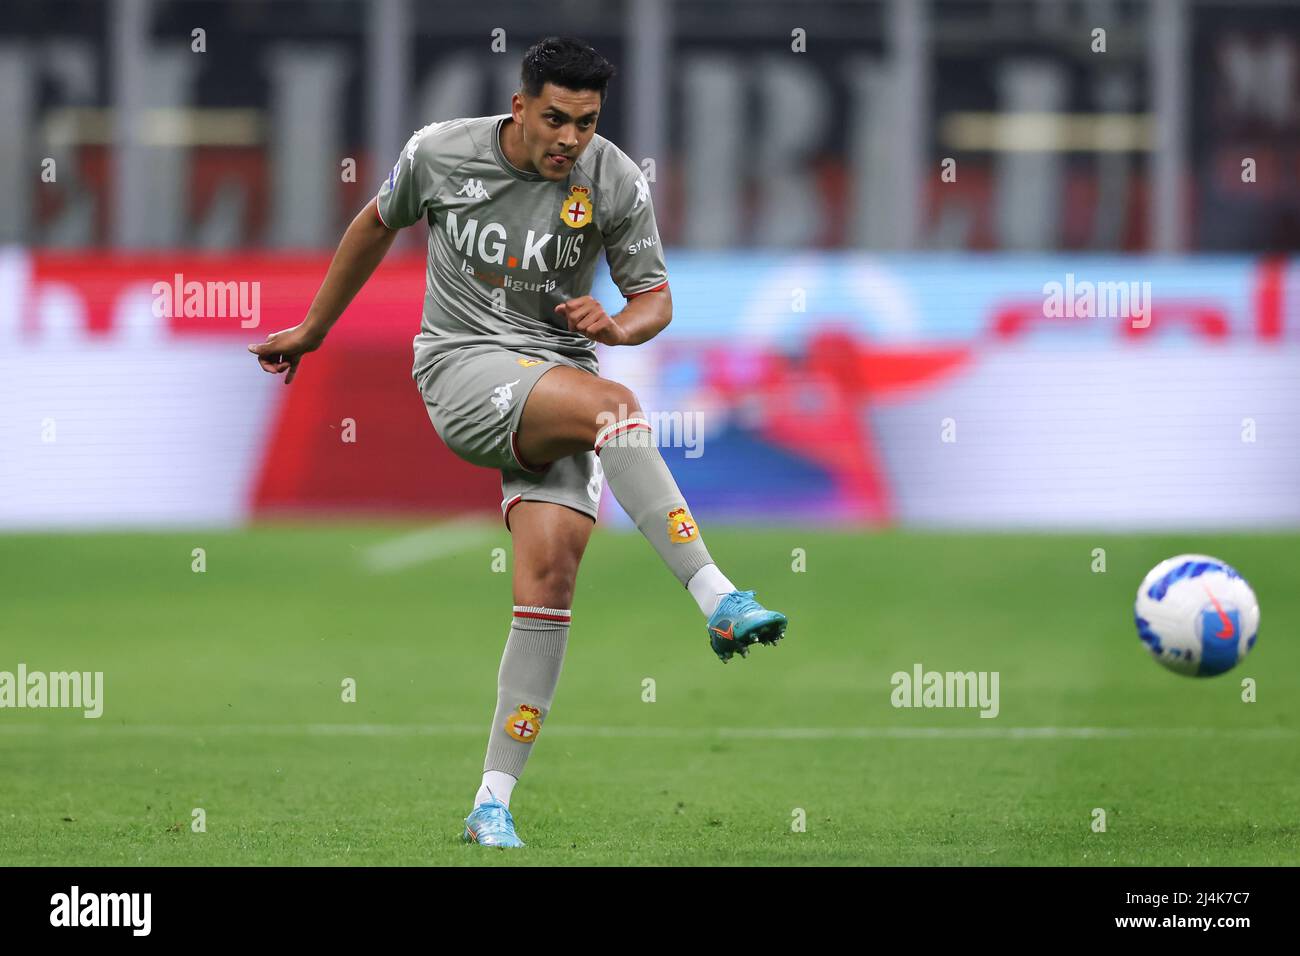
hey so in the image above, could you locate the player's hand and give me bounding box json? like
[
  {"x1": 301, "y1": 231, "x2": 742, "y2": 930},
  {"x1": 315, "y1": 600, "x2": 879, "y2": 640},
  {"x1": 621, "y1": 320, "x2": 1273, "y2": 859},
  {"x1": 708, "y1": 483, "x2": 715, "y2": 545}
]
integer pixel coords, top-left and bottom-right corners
[
  {"x1": 247, "y1": 323, "x2": 325, "y2": 385},
  {"x1": 555, "y1": 296, "x2": 628, "y2": 346}
]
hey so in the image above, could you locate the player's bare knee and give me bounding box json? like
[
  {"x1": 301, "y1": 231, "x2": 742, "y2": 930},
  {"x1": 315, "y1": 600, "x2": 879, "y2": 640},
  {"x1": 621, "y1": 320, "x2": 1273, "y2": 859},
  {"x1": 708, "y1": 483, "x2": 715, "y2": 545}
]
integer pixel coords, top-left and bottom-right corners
[
  {"x1": 590, "y1": 381, "x2": 642, "y2": 443},
  {"x1": 518, "y1": 561, "x2": 579, "y2": 609}
]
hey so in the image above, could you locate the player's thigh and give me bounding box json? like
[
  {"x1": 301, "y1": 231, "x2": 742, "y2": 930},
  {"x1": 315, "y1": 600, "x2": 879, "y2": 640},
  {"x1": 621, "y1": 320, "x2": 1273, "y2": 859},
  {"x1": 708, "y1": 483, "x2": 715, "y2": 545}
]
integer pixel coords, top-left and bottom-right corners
[
  {"x1": 516, "y1": 366, "x2": 644, "y2": 462},
  {"x1": 417, "y1": 346, "x2": 564, "y2": 471}
]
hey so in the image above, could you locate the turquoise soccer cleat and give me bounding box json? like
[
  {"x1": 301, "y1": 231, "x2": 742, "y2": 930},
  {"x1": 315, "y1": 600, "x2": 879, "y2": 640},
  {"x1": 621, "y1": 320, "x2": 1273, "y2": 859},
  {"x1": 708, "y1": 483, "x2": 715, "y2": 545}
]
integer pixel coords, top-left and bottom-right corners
[
  {"x1": 706, "y1": 589, "x2": 788, "y2": 662},
  {"x1": 461, "y1": 797, "x2": 526, "y2": 848}
]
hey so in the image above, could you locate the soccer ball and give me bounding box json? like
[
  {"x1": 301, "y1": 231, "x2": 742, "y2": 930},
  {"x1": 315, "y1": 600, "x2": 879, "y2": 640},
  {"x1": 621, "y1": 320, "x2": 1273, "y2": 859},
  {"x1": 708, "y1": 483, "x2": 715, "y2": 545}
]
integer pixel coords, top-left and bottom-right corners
[{"x1": 1134, "y1": 554, "x2": 1259, "y2": 677}]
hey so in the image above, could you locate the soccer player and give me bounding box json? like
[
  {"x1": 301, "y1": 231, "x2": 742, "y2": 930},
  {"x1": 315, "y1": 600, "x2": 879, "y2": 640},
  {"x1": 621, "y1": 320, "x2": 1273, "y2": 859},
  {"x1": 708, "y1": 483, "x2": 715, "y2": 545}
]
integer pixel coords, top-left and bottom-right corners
[{"x1": 248, "y1": 36, "x2": 788, "y2": 848}]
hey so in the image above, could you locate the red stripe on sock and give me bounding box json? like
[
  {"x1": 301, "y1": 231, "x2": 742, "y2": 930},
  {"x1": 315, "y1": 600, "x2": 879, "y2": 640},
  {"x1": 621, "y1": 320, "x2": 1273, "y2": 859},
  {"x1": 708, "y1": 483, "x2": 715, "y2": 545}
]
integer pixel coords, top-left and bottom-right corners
[
  {"x1": 594, "y1": 420, "x2": 651, "y2": 453},
  {"x1": 513, "y1": 610, "x2": 571, "y2": 622}
]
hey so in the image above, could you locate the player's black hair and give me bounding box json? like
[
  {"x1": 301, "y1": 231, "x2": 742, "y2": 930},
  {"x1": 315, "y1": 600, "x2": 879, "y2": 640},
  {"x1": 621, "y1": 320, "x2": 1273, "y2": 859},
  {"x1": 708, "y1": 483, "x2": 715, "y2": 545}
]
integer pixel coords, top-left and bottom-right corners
[{"x1": 520, "y1": 36, "x2": 616, "y2": 103}]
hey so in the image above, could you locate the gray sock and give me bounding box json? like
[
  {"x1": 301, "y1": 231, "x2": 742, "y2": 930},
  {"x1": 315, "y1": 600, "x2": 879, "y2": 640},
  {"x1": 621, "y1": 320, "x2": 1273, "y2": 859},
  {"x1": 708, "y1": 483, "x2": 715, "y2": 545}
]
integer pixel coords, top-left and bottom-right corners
[
  {"x1": 483, "y1": 606, "x2": 570, "y2": 779},
  {"x1": 596, "y1": 416, "x2": 714, "y2": 588}
]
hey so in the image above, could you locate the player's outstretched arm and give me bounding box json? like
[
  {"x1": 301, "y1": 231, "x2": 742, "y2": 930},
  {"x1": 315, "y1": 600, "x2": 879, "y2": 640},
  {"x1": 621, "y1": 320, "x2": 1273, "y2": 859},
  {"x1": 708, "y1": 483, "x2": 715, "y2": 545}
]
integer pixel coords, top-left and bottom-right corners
[{"x1": 247, "y1": 200, "x2": 399, "y2": 384}]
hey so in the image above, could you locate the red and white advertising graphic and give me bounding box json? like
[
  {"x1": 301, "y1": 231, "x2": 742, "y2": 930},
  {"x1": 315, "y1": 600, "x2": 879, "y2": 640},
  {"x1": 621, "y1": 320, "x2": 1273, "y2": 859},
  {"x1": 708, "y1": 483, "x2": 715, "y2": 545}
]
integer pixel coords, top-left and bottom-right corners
[{"x1": 2, "y1": 250, "x2": 1297, "y2": 530}]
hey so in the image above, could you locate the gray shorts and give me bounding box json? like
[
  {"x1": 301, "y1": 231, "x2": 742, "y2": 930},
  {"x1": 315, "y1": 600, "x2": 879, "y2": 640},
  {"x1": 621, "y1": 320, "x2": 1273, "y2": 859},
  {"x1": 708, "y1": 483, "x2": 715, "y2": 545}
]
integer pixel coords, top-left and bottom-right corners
[{"x1": 415, "y1": 344, "x2": 603, "y2": 529}]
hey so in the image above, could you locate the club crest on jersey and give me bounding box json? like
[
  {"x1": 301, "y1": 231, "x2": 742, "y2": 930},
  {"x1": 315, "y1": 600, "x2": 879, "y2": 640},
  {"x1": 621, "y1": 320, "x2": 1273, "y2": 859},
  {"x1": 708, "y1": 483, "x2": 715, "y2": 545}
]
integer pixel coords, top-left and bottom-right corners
[
  {"x1": 505, "y1": 704, "x2": 542, "y2": 743},
  {"x1": 516, "y1": 357, "x2": 544, "y2": 367},
  {"x1": 667, "y1": 507, "x2": 699, "y2": 544},
  {"x1": 560, "y1": 185, "x2": 593, "y2": 229}
]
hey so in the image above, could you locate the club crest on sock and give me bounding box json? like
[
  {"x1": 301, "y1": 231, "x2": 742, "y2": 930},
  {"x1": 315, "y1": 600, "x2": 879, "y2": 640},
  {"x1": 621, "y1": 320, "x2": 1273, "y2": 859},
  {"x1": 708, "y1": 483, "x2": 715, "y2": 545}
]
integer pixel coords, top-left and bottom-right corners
[
  {"x1": 667, "y1": 506, "x2": 699, "y2": 544},
  {"x1": 504, "y1": 704, "x2": 543, "y2": 743}
]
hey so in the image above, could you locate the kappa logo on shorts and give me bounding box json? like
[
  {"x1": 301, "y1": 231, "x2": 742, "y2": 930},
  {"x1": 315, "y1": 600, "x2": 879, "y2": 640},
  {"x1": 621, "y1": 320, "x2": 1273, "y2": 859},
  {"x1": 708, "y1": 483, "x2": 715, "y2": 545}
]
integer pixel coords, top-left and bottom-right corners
[
  {"x1": 490, "y1": 379, "x2": 521, "y2": 418},
  {"x1": 505, "y1": 704, "x2": 542, "y2": 743},
  {"x1": 516, "y1": 357, "x2": 544, "y2": 368},
  {"x1": 667, "y1": 506, "x2": 699, "y2": 544}
]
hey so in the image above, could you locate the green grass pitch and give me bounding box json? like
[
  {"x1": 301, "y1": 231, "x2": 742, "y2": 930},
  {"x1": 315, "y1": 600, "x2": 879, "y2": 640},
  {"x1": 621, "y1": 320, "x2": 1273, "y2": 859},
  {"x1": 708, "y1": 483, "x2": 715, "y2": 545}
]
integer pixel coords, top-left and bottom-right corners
[{"x1": 1, "y1": 524, "x2": 1297, "y2": 866}]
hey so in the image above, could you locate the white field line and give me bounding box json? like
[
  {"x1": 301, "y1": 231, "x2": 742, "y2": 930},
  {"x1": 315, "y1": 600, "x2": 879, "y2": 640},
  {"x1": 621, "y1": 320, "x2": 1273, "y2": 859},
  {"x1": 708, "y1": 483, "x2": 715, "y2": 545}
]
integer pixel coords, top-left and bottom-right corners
[
  {"x1": 0, "y1": 724, "x2": 1293, "y2": 741},
  {"x1": 360, "y1": 520, "x2": 499, "y2": 573}
]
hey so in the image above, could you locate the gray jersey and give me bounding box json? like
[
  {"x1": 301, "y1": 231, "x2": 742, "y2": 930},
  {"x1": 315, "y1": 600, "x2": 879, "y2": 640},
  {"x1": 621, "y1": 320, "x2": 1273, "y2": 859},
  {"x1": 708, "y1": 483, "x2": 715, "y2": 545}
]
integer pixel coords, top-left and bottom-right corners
[{"x1": 375, "y1": 114, "x2": 668, "y2": 379}]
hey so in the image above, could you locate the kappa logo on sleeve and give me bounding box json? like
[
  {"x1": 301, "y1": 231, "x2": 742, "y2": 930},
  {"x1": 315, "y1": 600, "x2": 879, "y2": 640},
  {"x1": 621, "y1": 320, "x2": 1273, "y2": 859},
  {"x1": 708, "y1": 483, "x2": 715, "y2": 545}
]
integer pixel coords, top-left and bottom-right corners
[
  {"x1": 504, "y1": 704, "x2": 542, "y2": 743},
  {"x1": 633, "y1": 174, "x2": 650, "y2": 207},
  {"x1": 404, "y1": 120, "x2": 442, "y2": 165}
]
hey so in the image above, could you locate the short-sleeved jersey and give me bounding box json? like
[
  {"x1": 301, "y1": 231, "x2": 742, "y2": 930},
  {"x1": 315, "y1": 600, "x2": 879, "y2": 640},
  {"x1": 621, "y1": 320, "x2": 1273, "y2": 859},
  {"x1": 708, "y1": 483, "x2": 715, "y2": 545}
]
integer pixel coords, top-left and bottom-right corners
[{"x1": 375, "y1": 114, "x2": 668, "y2": 379}]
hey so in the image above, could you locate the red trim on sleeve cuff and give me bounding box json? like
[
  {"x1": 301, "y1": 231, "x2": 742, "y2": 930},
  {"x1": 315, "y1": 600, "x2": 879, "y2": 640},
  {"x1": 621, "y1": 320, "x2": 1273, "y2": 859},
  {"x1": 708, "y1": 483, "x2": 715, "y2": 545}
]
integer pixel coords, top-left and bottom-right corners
[
  {"x1": 624, "y1": 280, "x2": 668, "y2": 300},
  {"x1": 374, "y1": 196, "x2": 391, "y2": 229}
]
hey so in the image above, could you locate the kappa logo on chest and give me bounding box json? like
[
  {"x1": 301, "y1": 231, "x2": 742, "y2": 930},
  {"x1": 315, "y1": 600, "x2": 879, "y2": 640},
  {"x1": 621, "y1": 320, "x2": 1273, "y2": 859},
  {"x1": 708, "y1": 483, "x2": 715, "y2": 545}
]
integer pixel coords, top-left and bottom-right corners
[{"x1": 454, "y1": 178, "x2": 492, "y2": 201}]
